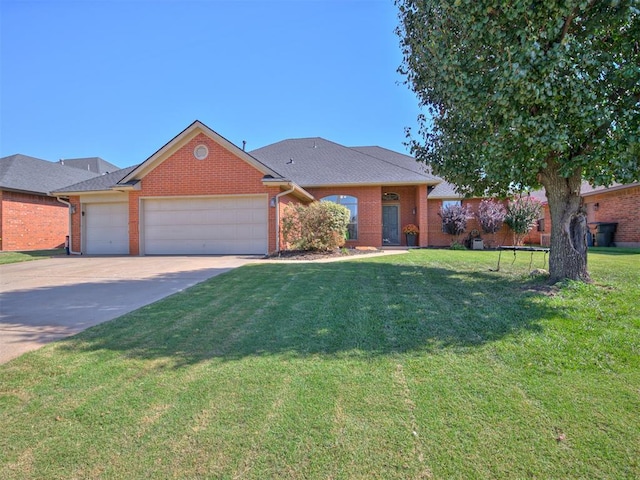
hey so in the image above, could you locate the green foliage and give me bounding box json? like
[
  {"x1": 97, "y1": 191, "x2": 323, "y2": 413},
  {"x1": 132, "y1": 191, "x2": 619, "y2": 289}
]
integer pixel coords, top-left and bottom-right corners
[
  {"x1": 449, "y1": 241, "x2": 467, "y2": 250},
  {"x1": 281, "y1": 201, "x2": 351, "y2": 251},
  {"x1": 504, "y1": 197, "x2": 543, "y2": 245},
  {"x1": 396, "y1": 0, "x2": 640, "y2": 195},
  {"x1": 397, "y1": 0, "x2": 639, "y2": 280}
]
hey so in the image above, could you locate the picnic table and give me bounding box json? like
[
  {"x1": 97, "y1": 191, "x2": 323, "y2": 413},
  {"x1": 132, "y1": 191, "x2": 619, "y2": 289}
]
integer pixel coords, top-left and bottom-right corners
[{"x1": 494, "y1": 245, "x2": 550, "y2": 272}]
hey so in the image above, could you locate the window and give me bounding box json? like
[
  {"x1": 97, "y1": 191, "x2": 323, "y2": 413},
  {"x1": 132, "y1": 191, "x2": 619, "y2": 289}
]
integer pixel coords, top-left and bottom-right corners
[
  {"x1": 442, "y1": 200, "x2": 461, "y2": 209},
  {"x1": 321, "y1": 195, "x2": 358, "y2": 240},
  {"x1": 382, "y1": 192, "x2": 399, "y2": 201}
]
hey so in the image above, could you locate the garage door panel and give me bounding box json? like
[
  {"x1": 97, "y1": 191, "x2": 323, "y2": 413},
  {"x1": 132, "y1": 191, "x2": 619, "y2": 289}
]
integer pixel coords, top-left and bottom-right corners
[
  {"x1": 85, "y1": 203, "x2": 129, "y2": 255},
  {"x1": 143, "y1": 196, "x2": 267, "y2": 255}
]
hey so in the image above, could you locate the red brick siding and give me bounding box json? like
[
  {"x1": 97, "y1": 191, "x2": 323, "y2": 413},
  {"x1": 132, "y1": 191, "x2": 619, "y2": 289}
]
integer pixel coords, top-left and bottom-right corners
[
  {"x1": 415, "y1": 185, "x2": 429, "y2": 247},
  {"x1": 69, "y1": 196, "x2": 82, "y2": 252},
  {"x1": 126, "y1": 132, "x2": 280, "y2": 255},
  {"x1": 0, "y1": 190, "x2": 68, "y2": 251},
  {"x1": 583, "y1": 186, "x2": 640, "y2": 246}
]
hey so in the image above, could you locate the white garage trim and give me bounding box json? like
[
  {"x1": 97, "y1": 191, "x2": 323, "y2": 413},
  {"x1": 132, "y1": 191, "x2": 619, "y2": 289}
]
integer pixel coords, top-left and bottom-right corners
[
  {"x1": 82, "y1": 202, "x2": 129, "y2": 255},
  {"x1": 141, "y1": 194, "x2": 268, "y2": 255}
]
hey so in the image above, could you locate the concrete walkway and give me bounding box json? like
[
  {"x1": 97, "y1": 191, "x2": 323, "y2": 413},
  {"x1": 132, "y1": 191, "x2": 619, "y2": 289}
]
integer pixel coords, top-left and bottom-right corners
[{"x1": 0, "y1": 255, "x2": 259, "y2": 364}]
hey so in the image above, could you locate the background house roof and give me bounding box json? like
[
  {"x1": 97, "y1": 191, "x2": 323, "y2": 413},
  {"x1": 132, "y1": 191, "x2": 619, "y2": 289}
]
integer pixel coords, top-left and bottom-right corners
[
  {"x1": 0, "y1": 154, "x2": 100, "y2": 195},
  {"x1": 427, "y1": 181, "x2": 463, "y2": 199},
  {"x1": 52, "y1": 165, "x2": 138, "y2": 194},
  {"x1": 58, "y1": 157, "x2": 119, "y2": 174},
  {"x1": 250, "y1": 138, "x2": 440, "y2": 187}
]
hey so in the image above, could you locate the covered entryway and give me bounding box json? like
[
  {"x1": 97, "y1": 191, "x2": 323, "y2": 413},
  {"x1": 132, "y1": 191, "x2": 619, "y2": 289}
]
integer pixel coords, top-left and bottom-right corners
[
  {"x1": 141, "y1": 195, "x2": 268, "y2": 255},
  {"x1": 83, "y1": 202, "x2": 129, "y2": 254}
]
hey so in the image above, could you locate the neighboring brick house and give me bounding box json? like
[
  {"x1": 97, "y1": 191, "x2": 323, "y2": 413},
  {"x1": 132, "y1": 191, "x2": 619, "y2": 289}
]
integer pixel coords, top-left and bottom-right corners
[
  {"x1": 0, "y1": 154, "x2": 114, "y2": 251},
  {"x1": 51, "y1": 121, "x2": 639, "y2": 255},
  {"x1": 526, "y1": 183, "x2": 639, "y2": 248},
  {"x1": 581, "y1": 183, "x2": 640, "y2": 247}
]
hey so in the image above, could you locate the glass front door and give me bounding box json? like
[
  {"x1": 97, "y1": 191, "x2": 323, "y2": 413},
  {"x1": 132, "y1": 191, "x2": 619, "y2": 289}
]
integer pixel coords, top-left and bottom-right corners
[{"x1": 382, "y1": 205, "x2": 400, "y2": 245}]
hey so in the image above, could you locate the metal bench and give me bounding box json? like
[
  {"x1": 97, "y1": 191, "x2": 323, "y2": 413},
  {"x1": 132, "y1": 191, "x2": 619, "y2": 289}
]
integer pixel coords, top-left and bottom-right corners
[{"x1": 493, "y1": 245, "x2": 550, "y2": 272}]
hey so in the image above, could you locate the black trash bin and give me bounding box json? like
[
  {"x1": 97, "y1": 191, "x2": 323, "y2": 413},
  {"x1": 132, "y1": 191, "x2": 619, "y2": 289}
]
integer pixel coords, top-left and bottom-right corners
[{"x1": 593, "y1": 222, "x2": 618, "y2": 247}]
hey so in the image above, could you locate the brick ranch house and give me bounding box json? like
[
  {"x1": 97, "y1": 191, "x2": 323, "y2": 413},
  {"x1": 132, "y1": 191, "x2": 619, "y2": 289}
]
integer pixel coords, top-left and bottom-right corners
[
  {"x1": 0, "y1": 154, "x2": 117, "y2": 251},
  {"x1": 52, "y1": 121, "x2": 639, "y2": 255}
]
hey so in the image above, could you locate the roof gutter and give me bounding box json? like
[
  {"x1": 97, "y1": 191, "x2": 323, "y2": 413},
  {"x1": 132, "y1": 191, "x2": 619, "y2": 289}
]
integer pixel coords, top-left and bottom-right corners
[
  {"x1": 262, "y1": 178, "x2": 315, "y2": 202},
  {"x1": 56, "y1": 197, "x2": 81, "y2": 255}
]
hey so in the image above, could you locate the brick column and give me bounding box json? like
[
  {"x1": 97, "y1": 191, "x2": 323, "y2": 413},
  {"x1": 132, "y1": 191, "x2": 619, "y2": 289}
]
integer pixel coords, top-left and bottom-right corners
[{"x1": 416, "y1": 185, "x2": 429, "y2": 247}]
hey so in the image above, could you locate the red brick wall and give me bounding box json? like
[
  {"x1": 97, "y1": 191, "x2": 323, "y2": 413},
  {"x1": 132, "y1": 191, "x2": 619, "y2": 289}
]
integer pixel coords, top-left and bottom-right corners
[
  {"x1": 69, "y1": 196, "x2": 81, "y2": 253},
  {"x1": 0, "y1": 190, "x2": 68, "y2": 251},
  {"x1": 415, "y1": 185, "x2": 429, "y2": 247},
  {"x1": 381, "y1": 185, "x2": 423, "y2": 246},
  {"x1": 583, "y1": 185, "x2": 640, "y2": 246},
  {"x1": 126, "y1": 132, "x2": 281, "y2": 255}
]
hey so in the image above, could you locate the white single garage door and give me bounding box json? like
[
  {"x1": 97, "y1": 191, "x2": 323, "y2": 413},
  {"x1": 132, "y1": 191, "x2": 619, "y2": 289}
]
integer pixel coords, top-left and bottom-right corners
[
  {"x1": 84, "y1": 202, "x2": 129, "y2": 254},
  {"x1": 142, "y1": 195, "x2": 268, "y2": 255}
]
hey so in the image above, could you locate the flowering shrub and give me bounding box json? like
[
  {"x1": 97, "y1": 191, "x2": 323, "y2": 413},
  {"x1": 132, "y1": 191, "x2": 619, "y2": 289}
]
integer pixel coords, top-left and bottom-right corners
[
  {"x1": 402, "y1": 224, "x2": 419, "y2": 235},
  {"x1": 439, "y1": 203, "x2": 473, "y2": 236},
  {"x1": 476, "y1": 199, "x2": 506, "y2": 234},
  {"x1": 504, "y1": 197, "x2": 542, "y2": 245},
  {"x1": 281, "y1": 201, "x2": 351, "y2": 251}
]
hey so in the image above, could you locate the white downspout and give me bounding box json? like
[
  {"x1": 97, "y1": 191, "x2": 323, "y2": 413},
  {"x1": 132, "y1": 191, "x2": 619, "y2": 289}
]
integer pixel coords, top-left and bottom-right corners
[
  {"x1": 274, "y1": 185, "x2": 295, "y2": 253},
  {"x1": 57, "y1": 197, "x2": 81, "y2": 255}
]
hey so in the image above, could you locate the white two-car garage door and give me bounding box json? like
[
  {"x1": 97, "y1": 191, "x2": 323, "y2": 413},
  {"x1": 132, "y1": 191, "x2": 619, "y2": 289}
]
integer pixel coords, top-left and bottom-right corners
[
  {"x1": 142, "y1": 195, "x2": 268, "y2": 255},
  {"x1": 84, "y1": 202, "x2": 129, "y2": 255}
]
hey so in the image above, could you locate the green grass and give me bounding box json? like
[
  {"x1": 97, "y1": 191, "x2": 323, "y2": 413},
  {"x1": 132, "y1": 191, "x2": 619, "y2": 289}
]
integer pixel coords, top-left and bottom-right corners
[
  {"x1": 1, "y1": 249, "x2": 638, "y2": 479},
  {"x1": 0, "y1": 248, "x2": 65, "y2": 265}
]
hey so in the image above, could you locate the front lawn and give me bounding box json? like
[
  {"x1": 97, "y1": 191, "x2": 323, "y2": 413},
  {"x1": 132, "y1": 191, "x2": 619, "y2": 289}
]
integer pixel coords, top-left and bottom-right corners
[
  {"x1": 1, "y1": 249, "x2": 638, "y2": 478},
  {"x1": 0, "y1": 248, "x2": 65, "y2": 265}
]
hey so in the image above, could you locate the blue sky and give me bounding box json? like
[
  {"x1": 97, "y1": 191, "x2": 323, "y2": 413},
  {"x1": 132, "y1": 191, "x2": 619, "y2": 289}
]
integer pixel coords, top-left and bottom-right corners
[{"x1": 0, "y1": 0, "x2": 423, "y2": 168}]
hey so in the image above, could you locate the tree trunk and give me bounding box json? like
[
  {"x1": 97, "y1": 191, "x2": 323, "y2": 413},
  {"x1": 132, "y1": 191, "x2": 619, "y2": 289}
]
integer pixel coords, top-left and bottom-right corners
[{"x1": 539, "y1": 159, "x2": 591, "y2": 283}]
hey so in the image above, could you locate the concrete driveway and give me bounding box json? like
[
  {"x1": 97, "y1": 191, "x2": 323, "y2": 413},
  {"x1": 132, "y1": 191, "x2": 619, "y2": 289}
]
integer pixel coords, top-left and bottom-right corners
[{"x1": 0, "y1": 255, "x2": 259, "y2": 364}]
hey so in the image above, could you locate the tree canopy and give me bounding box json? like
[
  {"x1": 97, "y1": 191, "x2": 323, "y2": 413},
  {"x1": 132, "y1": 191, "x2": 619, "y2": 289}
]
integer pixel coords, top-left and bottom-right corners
[
  {"x1": 397, "y1": 0, "x2": 639, "y2": 282},
  {"x1": 397, "y1": 0, "x2": 639, "y2": 197}
]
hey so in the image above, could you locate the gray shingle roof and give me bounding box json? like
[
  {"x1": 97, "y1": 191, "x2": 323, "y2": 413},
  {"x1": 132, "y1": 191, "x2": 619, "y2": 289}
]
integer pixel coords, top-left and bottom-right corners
[
  {"x1": 0, "y1": 154, "x2": 100, "y2": 195},
  {"x1": 428, "y1": 181, "x2": 463, "y2": 199},
  {"x1": 59, "y1": 157, "x2": 119, "y2": 174},
  {"x1": 52, "y1": 165, "x2": 138, "y2": 193},
  {"x1": 250, "y1": 138, "x2": 440, "y2": 187}
]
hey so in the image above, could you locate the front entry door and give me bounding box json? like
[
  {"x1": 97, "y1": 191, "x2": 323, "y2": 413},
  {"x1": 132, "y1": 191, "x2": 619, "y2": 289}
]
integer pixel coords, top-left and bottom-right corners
[{"x1": 382, "y1": 205, "x2": 400, "y2": 245}]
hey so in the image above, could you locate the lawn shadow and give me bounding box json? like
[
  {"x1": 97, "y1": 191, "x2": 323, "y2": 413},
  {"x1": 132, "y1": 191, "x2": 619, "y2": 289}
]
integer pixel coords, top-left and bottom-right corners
[{"x1": 56, "y1": 259, "x2": 563, "y2": 367}]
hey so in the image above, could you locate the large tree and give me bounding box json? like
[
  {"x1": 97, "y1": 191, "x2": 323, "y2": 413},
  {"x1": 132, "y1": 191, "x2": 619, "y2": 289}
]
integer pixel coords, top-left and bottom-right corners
[{"x1": 397, "y1": 0, "x2": 639, "y2": 282}]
